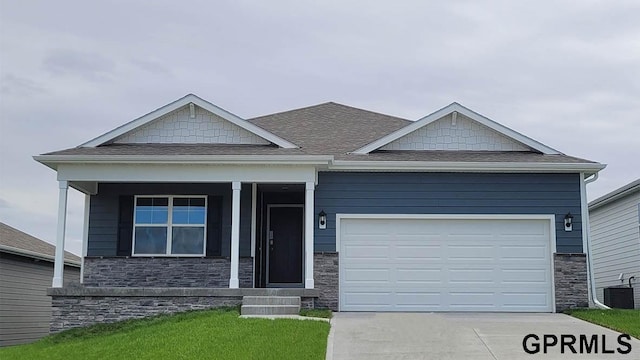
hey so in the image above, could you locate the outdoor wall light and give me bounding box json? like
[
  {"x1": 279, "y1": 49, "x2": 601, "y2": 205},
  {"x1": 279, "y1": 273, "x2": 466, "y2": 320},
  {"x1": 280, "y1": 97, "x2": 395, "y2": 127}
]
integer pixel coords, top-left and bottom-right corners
[
  {"x1": 319, "y1": 210, "x2": 327, "y2": 229},
  {"x1": 564, "y1": 212, "x2": 573, "y2": 232}
]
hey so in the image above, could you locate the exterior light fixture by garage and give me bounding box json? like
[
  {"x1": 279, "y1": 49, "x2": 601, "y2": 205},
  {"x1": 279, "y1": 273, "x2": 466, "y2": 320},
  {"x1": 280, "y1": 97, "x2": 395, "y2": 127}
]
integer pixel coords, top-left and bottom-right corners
[
  {"x1": 319, "y1": 210, "x2": 327, "y2": 229},
  {"x1": 564, "y1": 212, "x2": 573, "y2": 231}
]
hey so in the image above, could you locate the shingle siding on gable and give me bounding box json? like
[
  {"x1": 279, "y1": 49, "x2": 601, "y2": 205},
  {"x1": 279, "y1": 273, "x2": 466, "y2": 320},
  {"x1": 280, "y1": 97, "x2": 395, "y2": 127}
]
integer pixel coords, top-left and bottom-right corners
[
  {"x1": 314, "y1": 172, "x2": 583, "y2": 253},
  {"x1": 113, "y1": 105, "x2": 270, "y2": 145},
  {"x1": 380, "y1": 113, "x2": 531, "y2": 151},
  {"x1": 86, "y1": 183, "x2": 253, "y2": 257}
]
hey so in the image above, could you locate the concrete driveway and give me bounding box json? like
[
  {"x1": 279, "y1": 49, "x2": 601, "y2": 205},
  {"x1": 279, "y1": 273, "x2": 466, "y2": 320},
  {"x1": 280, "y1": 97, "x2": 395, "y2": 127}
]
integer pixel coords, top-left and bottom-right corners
[{"x1": 327, "y1": 312, "x2": 639, "y2": 359}]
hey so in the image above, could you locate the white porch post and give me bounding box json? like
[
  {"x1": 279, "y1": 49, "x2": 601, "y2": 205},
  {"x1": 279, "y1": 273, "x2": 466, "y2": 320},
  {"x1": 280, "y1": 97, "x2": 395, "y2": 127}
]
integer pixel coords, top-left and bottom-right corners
[
  {"x1": 52, "y1": 180, "x2": 69, "y2": 288},
  {"x1": 305, "y1": 181, "x2": 315, "y2": 289},
  {"x1": 80, "y1": 194, "x2": 90, "y2": 284},
  {"x1": 229, "y1": 181, "x2": 241, "y2": 288}
]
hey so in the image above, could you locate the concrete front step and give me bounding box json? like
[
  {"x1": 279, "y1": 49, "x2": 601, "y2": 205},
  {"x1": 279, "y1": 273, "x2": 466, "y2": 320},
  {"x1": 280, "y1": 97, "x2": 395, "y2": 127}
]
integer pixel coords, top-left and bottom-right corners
[
  {"x1": 241, "y1": 305, "x2": 300, "y2": 315},
  {"x1": 242, "y1": 296, "x2": 301, "y2": 306},
  {"x1": 241, "y1": 296, "x2": 301, "y2": 315}
]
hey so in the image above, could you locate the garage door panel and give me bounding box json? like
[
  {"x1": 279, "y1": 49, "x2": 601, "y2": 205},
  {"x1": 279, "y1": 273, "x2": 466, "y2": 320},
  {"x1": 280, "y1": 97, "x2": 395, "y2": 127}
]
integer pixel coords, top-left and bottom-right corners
[
  {"x1": 448, "y1": 268, "x2": 495, "y2": 284},
  {"x1": 447, "y1": 245, "x2": 495, "y2": 260},
  {"x1": 501, "y1": 269, "x2": 548, "y2": 284},
  {"x1": 500, "y1": 245, "x2": 548, "y2": 260},
  {"x1": 343, "y1": 268, "x2": 390, "y2": 283},
  {"x1": 395, "y1": 292, "x2": 442, "y2": 308},
  {"x1": 343, "y1": 292, "x2": 393, "y2": 307},
  {"x1": 395, "y1": 244, "x2": 442, "y2": 259},
  {"x1": 339, "y1": 217, "x2": 553, "y2": 312},
  {"x1": 500, "y1": 292, "x2": 550, "y2": 312},
  {"x1": 343, "y1": 244, "x2": 389, "y2": 259},
  {"x1": 395, "y1": 268, "x2": 442, "y2": 284}
]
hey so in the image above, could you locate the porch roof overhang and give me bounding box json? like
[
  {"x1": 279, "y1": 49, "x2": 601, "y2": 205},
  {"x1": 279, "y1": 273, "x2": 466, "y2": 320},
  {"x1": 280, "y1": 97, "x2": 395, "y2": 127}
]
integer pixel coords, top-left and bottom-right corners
[
  {"x1": 34, "y1": 153, "x2": 605, "y2": 195},
  {"x1": 34, "y1": 155, "x2": 329, "y2": 195}
]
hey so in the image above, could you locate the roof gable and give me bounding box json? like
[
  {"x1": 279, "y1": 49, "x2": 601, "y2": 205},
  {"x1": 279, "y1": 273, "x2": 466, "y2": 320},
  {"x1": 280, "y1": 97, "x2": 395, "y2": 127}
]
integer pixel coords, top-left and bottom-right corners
[
  {"x1": 80, "y1": 94, "x2": 298, "y2": 148},
  {"x1": 380, "y1": 112, "x2": 532, "y2": 151},
  {"x1": 112, "y1": 104, "x2": 270, "y2": 145},
  {"x1": 353, "y1": 103, "x2": 561, "y2": 155}
]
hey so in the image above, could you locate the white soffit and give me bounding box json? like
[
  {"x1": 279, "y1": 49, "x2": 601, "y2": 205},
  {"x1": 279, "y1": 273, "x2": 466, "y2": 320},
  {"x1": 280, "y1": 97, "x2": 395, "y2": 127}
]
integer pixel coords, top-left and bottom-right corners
[
  {"x1": 353, "y1": 103, "x2": 561, "y2": 155},
  {"x1": 79, "y1": 94, "x2": 298, "y2": 149}
]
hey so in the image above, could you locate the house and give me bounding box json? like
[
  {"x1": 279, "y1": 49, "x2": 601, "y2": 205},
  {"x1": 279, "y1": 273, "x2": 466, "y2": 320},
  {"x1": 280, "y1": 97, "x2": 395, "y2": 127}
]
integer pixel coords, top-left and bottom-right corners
[
  {"x1": 34, "y1": 94, "x2": 606, "y2": 331},
  {"x1": 589, "y1": 179, "x2": 640, "y2": 308},
  {"x1": 0, "y1": 222, "x2": 80, "y2": 346}
]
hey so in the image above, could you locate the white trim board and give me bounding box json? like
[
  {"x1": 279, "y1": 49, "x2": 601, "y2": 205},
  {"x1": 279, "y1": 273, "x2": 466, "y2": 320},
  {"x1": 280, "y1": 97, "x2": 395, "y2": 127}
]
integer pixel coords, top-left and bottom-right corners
[
  {"x1": 54, "y1": 163, "x2": 317, "y2": 183},
  {"x1": 79, "y1": 94, "x2": 298, "y2": 149},
  {"x1": 352, "y1": 102, "x2": 561, "y2": 155},
  {"x1": 328, "y1": 160, "x2": 605, "y2": 174}
]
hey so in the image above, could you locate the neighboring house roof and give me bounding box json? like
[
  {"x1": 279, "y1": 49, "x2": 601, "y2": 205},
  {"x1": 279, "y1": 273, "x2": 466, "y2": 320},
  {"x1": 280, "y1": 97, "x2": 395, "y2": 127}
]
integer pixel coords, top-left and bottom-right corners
[
  {"x1": 34, "y1": 94, "x2": 605, "y2": 175},
  {"x1": 0, "y1": 222, "x2": 81, "y2": 266},
  {"x1": 589, "y1": 179, "x2": 640, "y2": 211}
]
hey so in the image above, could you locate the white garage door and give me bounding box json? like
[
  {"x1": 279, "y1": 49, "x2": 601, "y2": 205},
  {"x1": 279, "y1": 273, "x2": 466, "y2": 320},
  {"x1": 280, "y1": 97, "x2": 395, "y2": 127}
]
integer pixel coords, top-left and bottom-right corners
[{"x1": 339, "y1": 216, "x2": 554, "y2": 312}]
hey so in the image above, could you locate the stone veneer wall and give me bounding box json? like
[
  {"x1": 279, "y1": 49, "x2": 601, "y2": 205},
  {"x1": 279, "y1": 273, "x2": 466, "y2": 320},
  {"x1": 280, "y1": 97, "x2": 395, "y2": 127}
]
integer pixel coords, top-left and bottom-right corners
[
  {"x1": 554, "y1": 253, "x2": 588, "y2": 311},
  {"x1": 83, "y1": 257, "x2": 253, "y2": 288},
  {"x1": 312, "y1": 252, "x2": 588, "y2": 312},
  {"x1": 51, "y1": 296, "x2": 242, "y2": 333},
  {"x1": 314, "y1": 252, "x2": 339, "y2": 310}
]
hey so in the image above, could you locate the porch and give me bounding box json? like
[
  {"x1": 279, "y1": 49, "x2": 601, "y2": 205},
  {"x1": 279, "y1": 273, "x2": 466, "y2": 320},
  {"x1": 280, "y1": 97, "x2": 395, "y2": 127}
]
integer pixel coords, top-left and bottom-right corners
[{"x1": 50, "y1": 162, "x2": 327, "y2": 290}]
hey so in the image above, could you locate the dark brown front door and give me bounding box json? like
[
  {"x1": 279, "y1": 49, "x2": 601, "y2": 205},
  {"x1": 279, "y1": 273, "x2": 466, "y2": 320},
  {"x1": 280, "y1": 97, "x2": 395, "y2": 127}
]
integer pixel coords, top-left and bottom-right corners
[{"x1": 267, "y1": 206, "x2": 303, "y2": 285}]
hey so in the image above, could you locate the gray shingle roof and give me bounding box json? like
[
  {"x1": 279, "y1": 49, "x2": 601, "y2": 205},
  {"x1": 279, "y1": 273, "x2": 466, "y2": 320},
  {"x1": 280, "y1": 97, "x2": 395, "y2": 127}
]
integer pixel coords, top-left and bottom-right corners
[
  {"x1": 0, "y1": 222, "x2": 81, "y2": 264},
  {"x1": 336, "y1": 151, "x2": 597, "y2": 163},
  {"x1": 248, "y1": 102, "x2": 411, "y2": 154},
  {"x1": 40, "y1": 101, "x2": 599, "y2": 166},
  {"x1": 45, "y1": 144, "x2": 305, "y2": 156}
]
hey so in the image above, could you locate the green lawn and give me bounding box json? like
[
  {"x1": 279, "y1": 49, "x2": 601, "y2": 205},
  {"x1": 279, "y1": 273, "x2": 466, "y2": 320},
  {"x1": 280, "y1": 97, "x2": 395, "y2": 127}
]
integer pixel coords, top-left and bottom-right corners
[
  {"x1": 567, "y1": 309, "x2": 640, "y2": 339},
  {"x1": 299, "y1": 308, "x2": 333, "y2": 319},
  {"x1": 0, "y1": 308, "x2": 331, "y2": 360}
]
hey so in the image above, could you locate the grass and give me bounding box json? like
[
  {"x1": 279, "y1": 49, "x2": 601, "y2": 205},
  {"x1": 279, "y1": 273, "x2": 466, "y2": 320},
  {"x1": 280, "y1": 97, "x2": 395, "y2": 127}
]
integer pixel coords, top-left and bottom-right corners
[
  {"x1": 0, "y1": 308, "x2": 331, "y2": 360},
  {"x1": 299, "y1": 308, "x2": 333, "y2": 319},
  {"x1": 567, "y1": 309, "x2": 640, "y2": 339}
]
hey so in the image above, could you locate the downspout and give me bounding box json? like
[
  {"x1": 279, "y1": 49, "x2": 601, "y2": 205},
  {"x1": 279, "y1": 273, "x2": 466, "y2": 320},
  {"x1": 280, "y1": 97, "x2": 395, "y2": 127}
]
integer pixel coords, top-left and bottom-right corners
[{"x1": 581, "y1": 172, "x2": 610, "y2": 309}]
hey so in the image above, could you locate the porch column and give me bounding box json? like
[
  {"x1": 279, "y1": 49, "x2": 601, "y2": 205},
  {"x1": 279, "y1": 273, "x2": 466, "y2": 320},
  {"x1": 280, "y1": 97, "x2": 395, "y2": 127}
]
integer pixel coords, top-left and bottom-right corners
[
  {"x1": 305, "y1": 181, "x2": 315, "y2": 289},
  {"x1": 229, "y1": 181, "x2": 241, "y2": 288},
  {"x1": 80, "y1": 194, "x2": 90, "y2": 284},
  {"x1": 52, "y1": 180, "x2": 69, "y2": 288}
]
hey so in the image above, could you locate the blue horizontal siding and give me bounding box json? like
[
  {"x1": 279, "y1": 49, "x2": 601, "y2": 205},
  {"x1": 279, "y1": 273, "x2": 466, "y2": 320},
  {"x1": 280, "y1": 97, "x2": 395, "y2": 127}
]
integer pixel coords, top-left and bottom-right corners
[
  {"x1": 314, "y1": 172, "x2": 583, "y2": 253},
  {"x1": 87, "y1": 183, "x2": 252, "y2": 257}
]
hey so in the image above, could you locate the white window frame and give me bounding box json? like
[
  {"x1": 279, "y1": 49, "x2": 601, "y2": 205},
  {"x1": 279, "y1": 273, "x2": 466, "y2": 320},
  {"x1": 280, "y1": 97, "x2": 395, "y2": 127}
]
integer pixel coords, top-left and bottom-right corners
[{"x1": 132, "y1": 195, "x2": 208, "y2": 257}]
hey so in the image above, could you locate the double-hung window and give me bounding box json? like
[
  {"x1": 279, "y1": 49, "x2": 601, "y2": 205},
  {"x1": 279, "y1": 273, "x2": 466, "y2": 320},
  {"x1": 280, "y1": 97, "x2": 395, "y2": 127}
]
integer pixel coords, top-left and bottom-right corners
[{"x1": 133, "y1": 196, "x2": 207, "y2": 256}]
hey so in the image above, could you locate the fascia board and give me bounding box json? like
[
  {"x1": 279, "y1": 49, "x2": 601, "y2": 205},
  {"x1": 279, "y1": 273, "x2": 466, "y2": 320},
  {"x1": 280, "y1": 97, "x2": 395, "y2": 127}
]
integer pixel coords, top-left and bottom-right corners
[
  {"x1": 79, "y1": 94, "x2": 298, "y2": 149},
  {"x1": 353, "y1": 103, "x2": 561, "y2": 155},
  {"x1": 329, "y1": 160, "x2": 606, "y2": 173},
  {"x1": 33, "y1": 154, "x2": 333, "y2": 166}
]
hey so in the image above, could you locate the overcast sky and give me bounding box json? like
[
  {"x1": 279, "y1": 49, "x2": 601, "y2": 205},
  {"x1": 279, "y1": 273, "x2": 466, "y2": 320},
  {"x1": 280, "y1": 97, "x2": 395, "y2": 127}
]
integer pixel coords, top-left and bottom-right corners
[{"x1": 1, "y1": 1, "x2": 639, "y2": 256}]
